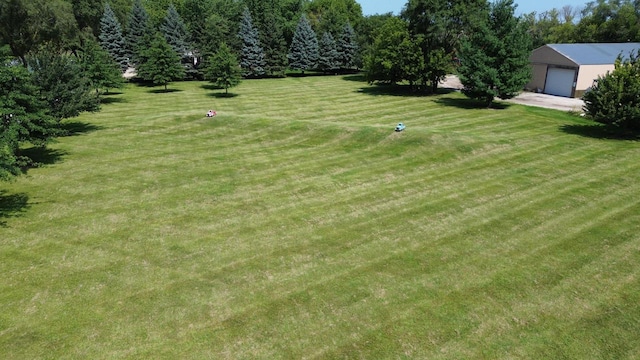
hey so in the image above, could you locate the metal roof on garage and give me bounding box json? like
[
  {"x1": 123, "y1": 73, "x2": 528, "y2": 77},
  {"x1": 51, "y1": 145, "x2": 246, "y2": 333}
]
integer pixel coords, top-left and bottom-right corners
[{"x1": 547, "y1": 43, "x2": 640, "y2": 65}]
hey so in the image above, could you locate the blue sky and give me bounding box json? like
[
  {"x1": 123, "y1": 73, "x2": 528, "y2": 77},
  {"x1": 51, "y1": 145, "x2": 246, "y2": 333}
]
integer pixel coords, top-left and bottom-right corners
[{"x1": 358, "y1": 0, "x2": 589, "y2": 16}]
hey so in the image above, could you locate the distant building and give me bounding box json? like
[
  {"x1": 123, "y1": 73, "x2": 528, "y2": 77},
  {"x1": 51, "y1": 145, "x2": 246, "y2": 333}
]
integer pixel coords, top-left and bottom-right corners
[{"x1": 527, "y1": 43, "x2": 640, "y2": 98}]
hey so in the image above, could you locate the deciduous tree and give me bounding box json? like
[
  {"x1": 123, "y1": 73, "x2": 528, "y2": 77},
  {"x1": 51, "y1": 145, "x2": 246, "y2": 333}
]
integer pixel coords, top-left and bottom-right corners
[
  {"x1": 29, "y1": 47, "x2": 100, "y2": 120},
  {"x1": 403, "y1": 0, "x2": 486, "y2": 93},
  {"x1": 583, "y1": 52, "x2": 640, "y2": 133}
]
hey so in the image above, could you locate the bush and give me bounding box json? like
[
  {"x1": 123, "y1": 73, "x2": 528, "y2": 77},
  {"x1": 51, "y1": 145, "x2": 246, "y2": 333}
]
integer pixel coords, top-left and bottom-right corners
[{"x1": 583, "y1": 51, "x2": 640, "y2": 133}]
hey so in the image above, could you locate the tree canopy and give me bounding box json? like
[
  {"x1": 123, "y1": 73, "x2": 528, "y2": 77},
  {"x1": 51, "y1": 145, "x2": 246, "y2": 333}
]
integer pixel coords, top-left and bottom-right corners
[{"x1": 458, "y1": 0, "x2": 532, "y2": 107}]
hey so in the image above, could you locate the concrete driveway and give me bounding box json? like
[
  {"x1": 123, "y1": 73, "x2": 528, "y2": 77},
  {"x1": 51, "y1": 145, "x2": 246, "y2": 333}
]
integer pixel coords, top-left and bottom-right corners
[
  {"x1": 505, "y1": 92, "x2": 585, "y2": 112},
  {"x1": 440, "y1": 75, "x2": 585, "y2": 112}
]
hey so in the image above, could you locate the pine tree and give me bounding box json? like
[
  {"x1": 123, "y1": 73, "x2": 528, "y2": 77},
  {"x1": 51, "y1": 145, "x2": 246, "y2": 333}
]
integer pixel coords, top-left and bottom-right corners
[
  {"x1": 137, "y1": 34, "x2": 185, "y2": 91},
  {"x1": 99, "y1": 2, "x2": 128, "y2": 71},
  {"x1": 125, "y1": 0, "x2": 153, "y2": 65},
  {"x1": 261, "y1": 11, "x2": 288, "y2": 77},
  {"x1": 1, "y1": 61, "x2": 60, "y2": 178},
  {"x1": 205, "y1": 43, "x2": 242, "y2": 95},
  {"x1": 161, "y1": 3, "x2": 189, "y2": 56},
  {"x1": 288, "y1": 14, "x2": 318, "y2": 74},
  {"x1": 237, "y1": 7, "x2": 265, "y2": 78},
  {"x1": 317, "y1": 32, "x2": 339, "y2": 73},
  {"x1": 337, "y1": 21, "x2": 358, "y2": 71},
  {"x1": 458, "y1": 0, "x2": 532, "y2": 107},
  {"x1": 81, "y1": 39, "x2": 125, "y2": 95}
]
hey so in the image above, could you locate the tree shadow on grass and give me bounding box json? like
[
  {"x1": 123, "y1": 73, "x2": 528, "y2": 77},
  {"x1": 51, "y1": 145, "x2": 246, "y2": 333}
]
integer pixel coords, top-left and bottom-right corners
[
  {"x1": 434, "y1": 97, "x2": 511, "y2": 110},
  {"x1": 201, "y1": 84, "x2": 224, "y2": 91},
  {"x1": 342, "y1": 74, "x2": 366, "y2": 82},
  {"x1": 560, "y1": 124, "x2": 640, "y2": 141},
  {"x1": 101, "y1": 96, "x2": 127, "y2": 104},
  {"x1": 0, "y1": 191, "x2": 30, "y2": 227},
  {"x1": 18, "y1": 147, "x2": 67, "y2": 169},
  {"x1": 61, "y1": 121, "x2": 104, "y2": 136},
  {"x1": 207, "y1": 92, "x2": 238, "y2": 98},
  {"x1": 148, "y1": 88, "x2": 183, "y2": 94},
  {"x1": 358, "y1": 84, "x2": 457, "y2": 98}
]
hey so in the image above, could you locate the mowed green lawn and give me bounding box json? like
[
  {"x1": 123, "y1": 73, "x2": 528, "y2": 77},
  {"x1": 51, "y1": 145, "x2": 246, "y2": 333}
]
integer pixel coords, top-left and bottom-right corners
[{"x1": 1, "y1": 75, "x2": 639, "y2": 359}]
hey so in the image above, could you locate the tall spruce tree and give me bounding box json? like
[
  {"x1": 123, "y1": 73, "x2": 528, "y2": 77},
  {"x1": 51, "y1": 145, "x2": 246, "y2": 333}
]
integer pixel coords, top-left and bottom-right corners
[
  {"x1": 337, "y1": 21, "x2": 358, "y2": 71},
  {"x1": 317, "y1": 32, "x2": 339, "y2": 73},
  {"x1": 99, "y1": 2, "x2": 128, "y2": 71},
  {"x1": 246, "y1": 0, "x2": 289, "y2": 77},
  {"x1": 125, "y1": 0, "x2": 153, "y2": 65},
  {"x1": 238, "y1": 7, "x2": 265, "y2": 78},
  {"x1": 137, "y1": 34, "x2": 185, "y2": 91},
  {"x1": 458, "y1": 0, "x2": 532, "y2": 107},
  {"x1": 261, "y1": 10, "x2": 289, "y2": 77},
  {"x1": 161, "y1": 3, "x2": 189, "y2": 56},
  {"x1": 288, "y1": 14, "x2": 319, "y2": 74}
]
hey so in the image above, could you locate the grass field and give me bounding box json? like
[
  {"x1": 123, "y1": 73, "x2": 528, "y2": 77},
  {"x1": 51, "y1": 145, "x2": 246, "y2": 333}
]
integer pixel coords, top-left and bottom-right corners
[{"x1": 1, "y1": 75, "x2": 639, "y2": 359}]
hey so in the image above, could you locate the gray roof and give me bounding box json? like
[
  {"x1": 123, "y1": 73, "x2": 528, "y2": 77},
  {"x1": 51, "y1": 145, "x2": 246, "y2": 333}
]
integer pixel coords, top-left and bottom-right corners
[{"x1": 547, "y1": 43, "x2": 640, "y2": 65}]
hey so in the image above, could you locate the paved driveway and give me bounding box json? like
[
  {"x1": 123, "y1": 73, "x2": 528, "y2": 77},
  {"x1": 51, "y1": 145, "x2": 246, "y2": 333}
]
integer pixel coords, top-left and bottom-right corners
[
  {"x1": 440, "y1": 75, "x2": 585, "y2": 112},
  {"x1": 505, "y1": 92, "x2": 585, "y2": 112}
]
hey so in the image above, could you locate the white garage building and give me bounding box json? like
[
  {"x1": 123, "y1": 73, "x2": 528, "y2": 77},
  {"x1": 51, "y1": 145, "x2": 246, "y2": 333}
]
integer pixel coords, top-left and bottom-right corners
[{"x1": 527, "y1": 43, "x2": 640, "y2": 98}]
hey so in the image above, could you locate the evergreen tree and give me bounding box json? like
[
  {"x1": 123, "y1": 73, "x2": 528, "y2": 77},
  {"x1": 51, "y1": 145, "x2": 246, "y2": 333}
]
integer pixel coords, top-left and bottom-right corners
[
  {"x1": 99, "y1": 2, "x2": 128, "y2": 71},
  {"x1": 161, "y1": 3, "x2": 197, "y2": 79},
  {"x1": 137, "y1": 34, "x2": 185, "y2": 91},
  {"x1": 458, "y1": 0, "x2": 532, "y2": 107},
  {"x1": 260, "y1": 10, "x2": 289, "y2": 77},
  {"x1": 124, "y1": 0, "x2": 153, "y2": 65},
  {"x1": 583, "y1": 52, "x2": 640, "y2": 134},
  {"x1": 288, "y1": 14, "x2": 319, "y2": 74},
  {"x1": 161, "y1": 3, "x2": 189, "y2": 56},
  {"x1": 245, "y1": 0, "x2": 289, "y2": 77},
  {"x1": 237, "y1": 7, "x2": 265, "y2": 78},
  {"x1": 81, "y1": 39, "x2": 125, "y2": 95},
  {"x1": 205, "y1": 43, "x2": 242, "y2": 95},
  {"x1": 29, "y1": 47, "x2": 100, "y2": 120},
  {"x1": 317, "y1": 32, "x2": 339, "y2": 73},
  {"x1": 0, "y1": 61, "x2": 60, "y2": 178},
  {"x1": 336, "y1": 21, "x2": 358, "y2": 71}
]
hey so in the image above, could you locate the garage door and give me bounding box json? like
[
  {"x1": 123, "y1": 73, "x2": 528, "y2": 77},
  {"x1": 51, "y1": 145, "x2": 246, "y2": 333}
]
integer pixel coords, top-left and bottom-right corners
[{"x1": 544, "y1": 67, "x2": 576, "y2": 97}]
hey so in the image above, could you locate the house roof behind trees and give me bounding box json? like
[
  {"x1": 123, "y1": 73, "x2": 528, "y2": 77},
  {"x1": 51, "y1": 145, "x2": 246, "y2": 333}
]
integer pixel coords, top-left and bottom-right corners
[{"x1": 547, "y1": 43, "x2": 640, "y2": 65}]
